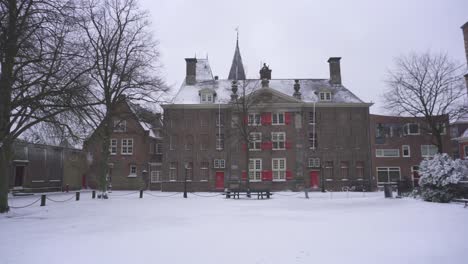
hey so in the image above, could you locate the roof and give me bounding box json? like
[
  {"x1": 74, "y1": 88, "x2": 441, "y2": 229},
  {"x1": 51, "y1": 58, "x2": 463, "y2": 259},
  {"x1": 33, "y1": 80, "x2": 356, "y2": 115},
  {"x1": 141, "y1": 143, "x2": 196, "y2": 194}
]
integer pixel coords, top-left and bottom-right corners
[
  {"x1": 194, "y1": 59, "x2": 213, "y2": 81},
  {"x1": 172, "y1": 77, "x2": 365, "y2": 105}
]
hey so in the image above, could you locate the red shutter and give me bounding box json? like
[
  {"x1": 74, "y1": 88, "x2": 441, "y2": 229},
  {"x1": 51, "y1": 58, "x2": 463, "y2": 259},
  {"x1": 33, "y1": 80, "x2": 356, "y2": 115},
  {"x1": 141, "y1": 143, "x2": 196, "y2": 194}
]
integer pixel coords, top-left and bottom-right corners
[
  {"x1": 286, "y1": 171, "x2": 293, "y2": 180},
  {"x1": 285, "y1": 140, "x2": 293, "y2": 149},
  {"x1": 242, "y1": 171, "x2": 247, "y2": 181},
  {"x1": 261, "y1": 142, "x2": 266, "y2": 150},
  {"x1": 262, "y1": 141, "x2": 272, "y2": 150},
  {"x1": 243, "y1": 115, "x2": 248, "y2": 124},
  {"x1": 261, "y1": 113, "x2": 267, "y2": 125},
  {"x1": 262, "y1": 171, "x2": 268, "y2": 181},
  {"x1": 268, "y1": 171, "x2": 273, "y2": 181},
  {"x1": 285, "y1": 112, "x2": 292, "y2": 125},
  {"x1": 266, "y1": 112, "x2": 272, "y2": 125}
]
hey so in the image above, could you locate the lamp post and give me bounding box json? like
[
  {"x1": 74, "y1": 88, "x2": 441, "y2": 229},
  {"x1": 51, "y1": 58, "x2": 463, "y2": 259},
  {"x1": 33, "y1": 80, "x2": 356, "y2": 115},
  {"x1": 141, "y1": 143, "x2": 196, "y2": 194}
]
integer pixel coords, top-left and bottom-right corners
[
  {"x1": 142, "y1": 169, "x2": 148, "y2": 190},
  {"x1": 183, "y1": 163, "x2": 188, "y2": 198}
]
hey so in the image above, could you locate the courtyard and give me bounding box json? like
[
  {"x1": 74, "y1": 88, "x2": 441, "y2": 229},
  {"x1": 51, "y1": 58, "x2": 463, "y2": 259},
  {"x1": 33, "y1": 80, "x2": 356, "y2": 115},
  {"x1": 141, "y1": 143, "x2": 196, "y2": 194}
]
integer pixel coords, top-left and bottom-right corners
[{"x1": 1, "y1": 191, "x2": 467, "y2": 264}]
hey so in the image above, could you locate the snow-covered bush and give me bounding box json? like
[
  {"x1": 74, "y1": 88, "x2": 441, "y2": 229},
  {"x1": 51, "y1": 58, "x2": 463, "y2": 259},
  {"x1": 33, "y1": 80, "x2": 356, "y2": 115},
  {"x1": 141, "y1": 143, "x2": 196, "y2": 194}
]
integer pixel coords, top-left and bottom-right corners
[{"x1": 418, "y1": 153, "x2": 468, "y2": 203}]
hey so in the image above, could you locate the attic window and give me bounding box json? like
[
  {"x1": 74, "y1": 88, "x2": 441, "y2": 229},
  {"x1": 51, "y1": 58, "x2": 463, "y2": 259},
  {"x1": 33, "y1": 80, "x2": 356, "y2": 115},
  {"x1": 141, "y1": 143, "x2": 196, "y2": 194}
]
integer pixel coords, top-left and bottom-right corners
[
  {"x1": 200, "y1": 92, "x2": 214, "y2": 103},
  {"x1": 319, "y1": 92, "x2": 332, "y2": 101}
]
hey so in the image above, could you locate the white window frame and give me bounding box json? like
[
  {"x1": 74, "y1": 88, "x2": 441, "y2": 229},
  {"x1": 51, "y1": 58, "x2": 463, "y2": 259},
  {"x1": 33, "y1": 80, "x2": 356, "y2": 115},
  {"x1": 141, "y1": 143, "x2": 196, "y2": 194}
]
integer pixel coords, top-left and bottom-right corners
[
  {"x1": 272, "y1": 112, "x2": 285, "y2": 125},
  {"x1": 121, "y1": 138, "x2": 133, "y2": 155},
  {"x1": 216, "y1": 133, "x2": 224, "y2": 150},
  {"x1": 214, "y1": 159, "x2": 225, "y2": 169},
  {"x1": 200, "y1": 161, "x2": 209, "y2": 181},
  {"x1": 272, "y1": 158, "x2": 286, "y2": 181},
  {"x1": 249, "y1": 132, "x2": 262, "y2": 151},
  {"x1": 249, "y1": 158, "x2": 262, "y2": 182},
  {"x1": 405, "y1": 123, "x2": 420, "y2": 135},
  {"x1": 109, "y1": 139, "x2": 117, "y2": 155},
  {"x1": 402, "y1": 145, "x2": 410, "y2": 157},
  {"x1": 150, "y1": 171, "x2": 161, "y2": 183},
  {"x1": 376, "y1": 149, "x2": 399, "y2": 157},
  {"x1": 308, "y1": 158, "x2": 320, "y2": 168},
  {"x1": 113, "y1": 120, "x2": 126, "y2": 132},
  {"x1": 156, "y1": 143, "x2": 162, "y2": 154},
  {"x1": 248, "y1": 113, "x2": 261, "y2": 126},
  {"x1": 421, "y1": 145, "x2": 438, "y2": 158},
  {"x1": 377, "y1": 167, "x2": 401, "y2": 184},
  {"x1": 169, "y1": 136, "x2": 175, "y2": 150},
  {"x1": 169, "y1": 162, "x2": 177, "y2": 181},
  {"x1": 129, "y1": 165, "x2": 137, "y2": 177},
  {"x1": 272, "y1": 132, "x2": 286, "y2": 150},
  {"x1": 200, "y1": 92, "x2": 214, "y2": 103},
  {"x1": 319, "y1": 92, "x2": 332, "y2": 101}
]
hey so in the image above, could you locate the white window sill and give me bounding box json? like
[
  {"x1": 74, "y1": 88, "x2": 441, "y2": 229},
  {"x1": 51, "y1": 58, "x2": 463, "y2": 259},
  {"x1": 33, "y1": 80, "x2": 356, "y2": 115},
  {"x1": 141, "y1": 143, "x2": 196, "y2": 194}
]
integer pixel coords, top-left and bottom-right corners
[
  {"x1": 273, "y1": 179, "x2": 286, "y2": 182},
  {"x1": 110, "y1": 153, "x2": 117, "y2": 155},
  {"x1": 128, "y1": 175, "x2": 137, "y2": 178},
  {"x1": 200, "y1": 180, "x2": 208, "y2": 182},
  {"x1": 250, "y1": 180, "x2": 262, "y2": 182},
  {"x1": 272, "y1": 148, "x2": 286, "y2": 151},
  {"x1": 325, "y1": 179, "x2": 333, "y2": 181},
  {"x1": 341, "y1": 179, "x2": 349, "y2": 181},
  {"x1": 169, "y1": 180, "x2": 176, "y2": 182},
  {"x1": 121, "y1": 153, "x2": 133, "y2": 156},
  {"x1": 272, "y1": 123, "x2": 285, "y2": 126},
  {"x1": 249, "y1": 149, "x2": 261, "y2": 151}
]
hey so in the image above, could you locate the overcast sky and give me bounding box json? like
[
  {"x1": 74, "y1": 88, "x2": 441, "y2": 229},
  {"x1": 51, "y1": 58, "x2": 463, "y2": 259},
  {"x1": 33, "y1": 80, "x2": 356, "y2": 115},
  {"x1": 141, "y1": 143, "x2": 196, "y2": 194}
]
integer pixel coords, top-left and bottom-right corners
[{"x1": 139, "y1": 0, "x2": 467, "y2": 114}]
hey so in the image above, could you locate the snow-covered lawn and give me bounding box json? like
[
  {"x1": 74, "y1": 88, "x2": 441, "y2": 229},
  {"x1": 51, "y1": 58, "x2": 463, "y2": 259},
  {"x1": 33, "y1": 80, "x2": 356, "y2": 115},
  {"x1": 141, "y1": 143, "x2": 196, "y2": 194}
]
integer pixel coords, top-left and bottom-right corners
[{"x1": 1, "y1": 191, "x2": 468, "y2": 264}]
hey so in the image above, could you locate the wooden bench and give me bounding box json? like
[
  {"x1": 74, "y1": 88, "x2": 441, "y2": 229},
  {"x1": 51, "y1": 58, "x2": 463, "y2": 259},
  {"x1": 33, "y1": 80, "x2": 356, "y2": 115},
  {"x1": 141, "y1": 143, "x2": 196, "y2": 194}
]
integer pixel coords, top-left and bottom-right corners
[{"x1": 452, "y1": 199, "x2": 468, "y2": 208}]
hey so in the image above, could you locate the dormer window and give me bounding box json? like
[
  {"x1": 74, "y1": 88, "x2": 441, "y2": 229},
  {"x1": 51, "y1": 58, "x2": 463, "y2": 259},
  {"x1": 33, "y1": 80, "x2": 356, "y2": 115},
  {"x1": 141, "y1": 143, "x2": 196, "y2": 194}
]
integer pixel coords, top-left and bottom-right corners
[
  {"x1": 319, "y1": 92, "x2": 332, "y2": 101},
  {"x1": 199, "y1": 89, "x2": 216, "y2": 104}
]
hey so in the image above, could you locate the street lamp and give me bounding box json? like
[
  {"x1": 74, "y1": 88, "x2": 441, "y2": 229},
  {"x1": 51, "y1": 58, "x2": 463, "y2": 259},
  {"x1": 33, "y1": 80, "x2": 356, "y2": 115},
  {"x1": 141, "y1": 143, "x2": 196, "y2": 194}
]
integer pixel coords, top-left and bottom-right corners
[{"x1": 142, "y1": 169, "x2": 148, "y2": 190}]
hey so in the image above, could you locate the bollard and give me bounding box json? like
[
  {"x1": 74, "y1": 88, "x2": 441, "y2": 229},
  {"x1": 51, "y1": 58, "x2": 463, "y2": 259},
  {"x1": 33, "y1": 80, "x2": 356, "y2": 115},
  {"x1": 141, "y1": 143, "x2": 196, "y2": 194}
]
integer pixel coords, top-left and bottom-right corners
[
  {"x1": 92, "y1": 190, "x2": 96, "y2": 199},
  {"x1": 139, "y1": 190, "x2": 143, "y2": 198},
  {"x1": 76, "y1": 192, "x2": 80, "y2": 201},
  {"x1": 41, "y1": 194, "x2": 46, "y2": 206}
]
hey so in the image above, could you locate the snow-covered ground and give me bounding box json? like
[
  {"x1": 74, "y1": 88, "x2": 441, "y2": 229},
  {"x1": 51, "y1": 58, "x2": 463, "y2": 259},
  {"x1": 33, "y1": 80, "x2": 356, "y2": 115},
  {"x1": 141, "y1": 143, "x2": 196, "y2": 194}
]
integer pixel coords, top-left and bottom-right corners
[{"x1": 1, "y1": 191, "x2": 468, "y2": 264}]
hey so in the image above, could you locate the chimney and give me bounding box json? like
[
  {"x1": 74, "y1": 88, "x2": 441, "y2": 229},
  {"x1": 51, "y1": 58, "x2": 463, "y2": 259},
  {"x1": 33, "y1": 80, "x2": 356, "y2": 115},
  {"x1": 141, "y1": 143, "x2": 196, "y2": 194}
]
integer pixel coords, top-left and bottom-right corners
[
  {"x1": 259, "y1": 63, "x2": 272, "y2": 80},
  {"x1": 185, "y1": 58, "x2": 197, "y2": 85},
  {"x1": 327, "y1": 57, "x2": 342, "y2": 85},
  {"x1": 462, "y1": 22, "x2": 468, "y2": 93}
]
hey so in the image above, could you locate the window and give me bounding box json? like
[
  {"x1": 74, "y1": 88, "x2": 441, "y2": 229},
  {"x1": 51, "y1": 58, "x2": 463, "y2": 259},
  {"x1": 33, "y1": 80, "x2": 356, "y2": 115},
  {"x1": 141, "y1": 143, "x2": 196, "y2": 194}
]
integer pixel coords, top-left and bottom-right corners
[
  {"x1": 121, "y1": 139, "x2": 133, "y2": 155},
  {"x1": 272, "y1": 112, "x2": 285, "y2": 125},
  {"x1": 356, "y1": 161, "x2": 364, "y2": 178},
  {"x1": 185, "y1": 162, "x2": 193, "y2": 181},
  {"x1": 308, "y1": 158, "x2": 320, "y2": 168},
  {"x1": 309, "y1": 132, "x2": 318, "y2": 149},
  {"x1": 155, "y1": 143, "x2": 162, "y2": 154},
  {"x1": 185, "y1": 135, "x2": 193, "y2": 150},
  {"x1": 216, "y1": 113, "x2": 224, "y2": 127},
  {"x1": 404, "y1": 123, "x2": 420, "y2": 135},
  {"x1": 376, "y1": 149, "x2": 399, "y2": 157},
  {"x1": 421, "y1": 145, "x2": 438, "y2": 158},
  {"x1": 169, "y1": 162, "x2": 177, "y2": 181},
  {"x1": 200, "y1": 134, "x2": 209, "y2": 150},
  {"x1": 169, "y1": 135, "x2": 176, "y2": 150},
  {"x1": 319, "y1": 92, "x2": 332, "y2": 101},
  {"x1": 272, "y1": 132, "x2": 285, "y2": 150},
  {"x1": 450, "y1": 126, "x2": 459, "y2": 138},
  {"x1": 216, "y1": 133, "x2": 224, "y2": 150},
  {"x1": 377, "y1": 167, "x2": 400, "y2": 184},
  {"x1": 149, "y1": 142, "x2": 155, "y2": 154},
  {"x1": 129, "y1": 165, "x2": 137, "y2": 177},
  {"x1": 200, "y1": 114, "x2": 208, "y2": 127},
  {"x1": 248, "y1": 113, "x2": 261, "y2": 126},
  {"x1": 411, "y1": 165, "x2": 420, "y2": 182},
  {"x1": 214, "y1": 159, "x2": 225, "y2": 169},
  {"x1": 200, "y1": 92, "x2": 214, "y2": 103},
  {"x1": 200, "y1": 161, "x2": 209, "y2": 181},
  {"x1": 249, "y1": 159, "x2": 262, "y2": 181},
  {"x1": 109, "y1": 139, "x2": 117, "y2": 155},
  {"x1": 249, "y1": 132, "x2": 262, "y2": 151},
  {"x1": 113, "y1": 120, "x2": 126, "y2": 132},
  {"x1": 272, "y1": 158, "x2": 286, "y2": 181},
  {"x1": 402, "y1": 145, "x2": 410, "y2": 157},
  {"x1": 437, "y1": 123, "x2": 447, "y2": 135},
  {"x1": 465, "y1": 146, "x2": 468, "y2": 159},
  {"x1": 308, "y1": 112, "x2": 316, "y2": 124},
  {"x1": 324, "y1": 161, "x2": 333, "y2": 179},
  {"x1": 340, "y1": 161, "x2": 349, "y2": 178},
  {"x1": 150, "y1": 171, "x2": 161, "y2": 183}
]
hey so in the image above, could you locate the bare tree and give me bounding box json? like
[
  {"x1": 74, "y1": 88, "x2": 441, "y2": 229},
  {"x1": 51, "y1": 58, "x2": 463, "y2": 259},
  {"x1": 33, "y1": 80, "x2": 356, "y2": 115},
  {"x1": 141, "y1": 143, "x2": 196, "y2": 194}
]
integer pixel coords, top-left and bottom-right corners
[
  {"x1": 0, "y1": 0, "x2": 92, "y2": 213},
  {"x1": 77, "y1": 0, "x2": 167, "y2": 195},
  {"x1": 383, "y1": 52, "x2": 467, "y2": 153}
]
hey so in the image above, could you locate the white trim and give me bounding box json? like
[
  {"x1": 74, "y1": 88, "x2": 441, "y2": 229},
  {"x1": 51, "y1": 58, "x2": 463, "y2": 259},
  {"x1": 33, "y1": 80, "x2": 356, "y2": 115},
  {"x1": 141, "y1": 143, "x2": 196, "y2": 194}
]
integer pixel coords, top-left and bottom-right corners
[
  {"x1": 49, "y1": 180, "x2": 61, "y2": 182},
  {"x1": 402, "y1": 145, "x2": 410, "y2": 157},
  {"x1": 31, "y1": 180, "x2": 45, "y2": 183},
  {"x1": 272, "y1": 112, "x2": 285, "y2": 125},
  {"x1": 271, "y1": 132, "x2": 286, "y2": 150},
  {"x1": 376, "y1": 167, "x2": 401, "y2": 184}
]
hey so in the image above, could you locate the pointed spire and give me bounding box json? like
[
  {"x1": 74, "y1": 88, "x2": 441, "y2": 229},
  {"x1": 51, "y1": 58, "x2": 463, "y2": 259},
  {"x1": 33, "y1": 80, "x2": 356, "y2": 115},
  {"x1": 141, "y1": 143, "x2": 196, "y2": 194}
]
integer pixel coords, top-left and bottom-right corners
[{"x1": 228, "y1": 28, "x2": 246, "y2": 80}]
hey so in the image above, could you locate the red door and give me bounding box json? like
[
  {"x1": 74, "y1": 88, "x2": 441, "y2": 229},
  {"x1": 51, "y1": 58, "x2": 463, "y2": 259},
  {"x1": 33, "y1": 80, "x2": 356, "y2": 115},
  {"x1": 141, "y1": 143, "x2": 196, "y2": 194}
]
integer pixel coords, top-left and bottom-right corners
[
  {"x1": 310, "y1": 171, "x2": 320, "y2": 188},
  {"x1": 215, "y1": 171, "x2": 224, "y2": 190}
]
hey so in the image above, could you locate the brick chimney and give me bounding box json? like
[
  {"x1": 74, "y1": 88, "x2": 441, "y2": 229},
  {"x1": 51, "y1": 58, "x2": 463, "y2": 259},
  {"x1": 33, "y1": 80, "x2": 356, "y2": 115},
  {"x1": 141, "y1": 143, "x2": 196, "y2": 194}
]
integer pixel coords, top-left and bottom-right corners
[
  {"x1": 185, "y1": 58, "x2": 197, "y2": 85},
  {"x1": 462, "y1": 22, "x2": 468, "y2": 93},
  {"x1": 327, "y1": 57, "x2": 342, "y2": 85}
]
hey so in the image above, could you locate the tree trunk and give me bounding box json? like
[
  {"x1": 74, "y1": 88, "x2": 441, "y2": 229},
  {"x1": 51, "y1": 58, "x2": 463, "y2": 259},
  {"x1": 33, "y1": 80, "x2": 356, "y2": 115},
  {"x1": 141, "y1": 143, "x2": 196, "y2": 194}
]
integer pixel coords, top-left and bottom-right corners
[
  {"x1": 244, "y1": 138, "x2": 250, "y2": 198},
  {"x1": 98, "y1": 115, "x2": 112, "y2": 194},
  {"x1": 0, "y1": 142, "x2": 12, "y2": 213},
  {"x1": 435, "y1": 132, "x2": 443, "y2": 154}
]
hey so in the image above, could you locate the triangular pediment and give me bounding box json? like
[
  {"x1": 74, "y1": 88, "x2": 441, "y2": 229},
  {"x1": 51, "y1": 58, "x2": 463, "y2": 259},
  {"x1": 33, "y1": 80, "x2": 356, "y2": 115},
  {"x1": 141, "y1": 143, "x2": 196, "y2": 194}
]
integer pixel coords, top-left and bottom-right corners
[{"x1": 248, "y1": 87, "x2": 302, "y2": 105}]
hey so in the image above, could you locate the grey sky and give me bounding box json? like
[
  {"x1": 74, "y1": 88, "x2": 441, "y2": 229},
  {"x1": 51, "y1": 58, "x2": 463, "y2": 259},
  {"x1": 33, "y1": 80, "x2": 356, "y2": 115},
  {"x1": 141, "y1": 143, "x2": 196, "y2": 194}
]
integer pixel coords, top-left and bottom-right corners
[{"x1": 139, "y1": 0, "x2": 467, "y2": 114}]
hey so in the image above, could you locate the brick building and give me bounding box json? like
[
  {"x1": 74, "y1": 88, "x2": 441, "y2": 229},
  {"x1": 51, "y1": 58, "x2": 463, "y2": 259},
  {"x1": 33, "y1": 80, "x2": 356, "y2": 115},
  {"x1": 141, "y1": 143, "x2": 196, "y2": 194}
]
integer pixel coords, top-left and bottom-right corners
[
  {"x1": 84, "y1": 99, "x2": 163, "y2": 190},
  {"x1": 370, "y1": 115, "x2": 451, "y2": 187},
  {"x1": 161, "y1": 40, "x2": 373, "y2": 192}
]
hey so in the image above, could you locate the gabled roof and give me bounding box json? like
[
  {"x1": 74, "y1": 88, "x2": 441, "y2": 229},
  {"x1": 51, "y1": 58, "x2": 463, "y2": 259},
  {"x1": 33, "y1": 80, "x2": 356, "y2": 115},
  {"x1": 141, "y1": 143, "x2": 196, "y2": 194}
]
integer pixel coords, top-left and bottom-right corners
[{"x1": 228, "y1": 39, "x2": 246, "y2": 80}]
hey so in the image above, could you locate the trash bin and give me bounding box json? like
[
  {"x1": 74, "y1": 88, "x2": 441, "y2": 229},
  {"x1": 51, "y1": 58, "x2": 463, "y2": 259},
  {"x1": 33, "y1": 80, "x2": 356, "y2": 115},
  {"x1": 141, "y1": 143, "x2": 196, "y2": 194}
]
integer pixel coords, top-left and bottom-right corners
[{"x1": 383, "y1": 184, "x2": 393, "y2": 198}]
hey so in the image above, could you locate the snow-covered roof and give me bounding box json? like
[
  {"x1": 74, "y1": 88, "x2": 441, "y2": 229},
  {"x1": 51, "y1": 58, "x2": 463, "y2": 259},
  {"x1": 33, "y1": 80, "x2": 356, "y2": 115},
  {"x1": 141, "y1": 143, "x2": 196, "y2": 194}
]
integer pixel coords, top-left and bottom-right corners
[
  {"x1": 139, "y1": 121, "x2": 157, "y2": 139},
  {"x1": 195, "y1": 59, "x2": 213, "y2": 81},
  {"x1": 453, "y1": 113, "x2": 468, "y2": 124},
  {"x1": 172, "y1": 78, "x2": 365, "y2": 105}
]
